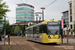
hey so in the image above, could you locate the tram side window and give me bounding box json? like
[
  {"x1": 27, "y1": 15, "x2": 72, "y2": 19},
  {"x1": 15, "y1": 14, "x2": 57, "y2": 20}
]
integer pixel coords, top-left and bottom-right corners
[
  {"x1": 33, "y1": 27, "x2": 36, "y2": 34},
  {"x1": 27, "y1": 30, "x2": 28, "y2": 34},
  {"x1": 29, "y1": 28, "x2": 31, "y2": 34},
  {"x1": 39, "y1": 25, "x2": 42, "y2": 33},
  {"x1": 28, "y1": 29, "x2": 29, "y2": 34},
  {"x1": 25, "y1": 30, "x2": 28, "y2": 35},
  {"x1": 29, "y1": 28, "x2": 32, "y2": 34},
  {"x1": 31, "y1": 28, "x2": 33, "y2": 34},
  {"x1": 39, "y1": 25, "x2": 47, "y2": 33},
  {"x1": 28, "y1": 29, "x2": 30, "y2": 34},
  {"x1": 44, "y1": 25, "x2": 47, "y2": 33},
  {"x1": 36, "y1": 26, "x2": 39, "y2": 34}
]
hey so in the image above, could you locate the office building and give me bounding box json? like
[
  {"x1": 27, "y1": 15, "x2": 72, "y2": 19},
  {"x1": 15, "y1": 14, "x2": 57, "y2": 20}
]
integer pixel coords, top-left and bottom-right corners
[
  {"x1": 62, "y1": 0, "x2": 75, "y2": 37},
  {"x1": 16, "y1": 3, "x2": 34, "y2": 23}
]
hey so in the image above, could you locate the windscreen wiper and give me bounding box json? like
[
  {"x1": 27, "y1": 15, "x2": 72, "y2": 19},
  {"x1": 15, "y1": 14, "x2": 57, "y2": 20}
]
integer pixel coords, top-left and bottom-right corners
[
  {"x1": 48, "y1": 30, "x2": 54, "y2": 35},
  {"x1": 55, "y1": 30, "x2": 59, "y2": 34}
]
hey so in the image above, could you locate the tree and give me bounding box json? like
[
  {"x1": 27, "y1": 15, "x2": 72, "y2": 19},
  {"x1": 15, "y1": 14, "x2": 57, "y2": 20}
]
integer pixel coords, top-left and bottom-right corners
[
  {"x1": 73, "y1": 25, "x2": 75, "y2": 34},
  {"x1": 1, "y1": 23, "x2": 11, "y2": 35},
  {"x1": 14, "y1": 25, "x2": 21, "y2": 35},
  {"x1": 11, "y1": 26, "x2": 15, "y2": 35},
  {"x1": 6, "y1": 23, "x2": 11, "y2": 35},
  {"x1": 0, "y1": 0, "x2": 10, "y2": 35},
  {"x1": 0, "y1": 0, "x2": 10, "y2": 23},
  {"x1": 17, "y1": 23, "x2": 25, "y2": 34},
  {"x1": 17, "y1": 23, "x2": 21, "y2": 28}
]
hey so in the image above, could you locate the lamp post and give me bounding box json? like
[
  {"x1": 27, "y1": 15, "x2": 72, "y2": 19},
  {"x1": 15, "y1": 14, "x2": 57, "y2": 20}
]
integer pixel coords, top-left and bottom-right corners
[
  {"x1": 4, "y1": 16, "x2": 6, "y2": 45},
  {"x1": 35, "y1": 12, "x2": 42, "y2": 24},
  {"x1": 61, "y1": 18, "x2": 64, "y2": 44},
  {"x1": 66, "y1": 16, "x2": 68, "y2": 43},
  {"x1": 36, "y1": 17, "x2": 38, "y2": 24},
  {"x1": 41, "y1": 7, "x2": 45, "y2": 21},
  {"x1": 39, "y1": 16, "x2": 41, "y2": 23}
]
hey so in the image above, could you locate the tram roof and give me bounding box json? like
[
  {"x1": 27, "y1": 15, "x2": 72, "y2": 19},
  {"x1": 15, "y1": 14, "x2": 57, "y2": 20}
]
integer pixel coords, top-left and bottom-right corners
[
  {"x1": 41, "y1": 20, "x2": 59, "y2": 25},
  {"x1": 26, "y1": 22, "x2": 43, "y2": 29},
  {"x1": 26, "y1": 20, "x2": 59, "y2": 29}
]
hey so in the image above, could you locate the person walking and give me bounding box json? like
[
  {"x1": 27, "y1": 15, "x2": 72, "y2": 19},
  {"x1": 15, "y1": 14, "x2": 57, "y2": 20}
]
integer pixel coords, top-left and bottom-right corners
[{"x1": 5, "y1": 35, "x2": 8, "y2": 41}]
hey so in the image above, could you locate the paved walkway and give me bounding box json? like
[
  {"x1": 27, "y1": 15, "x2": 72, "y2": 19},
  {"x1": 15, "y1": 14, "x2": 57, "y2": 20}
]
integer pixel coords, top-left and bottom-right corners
[
  {"x1": 0, "y1": 45, "x2": 8, "y2": 50},
  {"x1": 63, "y1": 39, "x2": 75, "y2": 43}
]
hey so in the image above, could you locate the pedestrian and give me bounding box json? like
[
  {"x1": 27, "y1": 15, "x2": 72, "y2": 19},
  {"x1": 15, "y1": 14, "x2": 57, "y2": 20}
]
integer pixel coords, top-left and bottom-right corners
[
  {"x1": 5, "y1": 35, "x2": 8, "y2": 41},
  {"x1": 0, "y1": 36, "x2": 2, "y2": 41},
  {"x1": 8, "y1": 34, "x2": 10, "y2": 45}
]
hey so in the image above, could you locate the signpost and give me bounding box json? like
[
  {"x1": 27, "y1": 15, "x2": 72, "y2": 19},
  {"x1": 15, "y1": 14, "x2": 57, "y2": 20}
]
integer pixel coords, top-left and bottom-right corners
[{"x1": 61, "y1": 18, "x2": 64, "y2": 44}]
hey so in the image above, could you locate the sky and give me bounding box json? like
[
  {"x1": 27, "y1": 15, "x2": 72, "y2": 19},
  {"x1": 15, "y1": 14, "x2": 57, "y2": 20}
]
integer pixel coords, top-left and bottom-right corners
[{"x1": 3, "y1": 0, "x2": 70, "y2": 24}]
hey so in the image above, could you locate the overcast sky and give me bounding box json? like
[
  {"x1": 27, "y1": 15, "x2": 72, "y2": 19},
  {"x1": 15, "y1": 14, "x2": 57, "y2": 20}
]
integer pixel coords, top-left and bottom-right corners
[{"x1": 3, "y1": 0, "x2": 70, "y2": 24}]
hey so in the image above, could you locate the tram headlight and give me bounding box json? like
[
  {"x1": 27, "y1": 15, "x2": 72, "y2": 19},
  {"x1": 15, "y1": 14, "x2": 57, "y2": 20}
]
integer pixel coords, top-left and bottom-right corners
[
  {"x1": 48, "y1": 36, "x2": 51, "y2": 39},
  {"x1": 58, "y1": 35, "x2": 60, "y2": 39}
]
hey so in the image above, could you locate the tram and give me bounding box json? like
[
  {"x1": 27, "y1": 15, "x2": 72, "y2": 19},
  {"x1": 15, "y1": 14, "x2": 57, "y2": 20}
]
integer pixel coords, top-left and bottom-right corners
[{"x1": 26, "y1": 20, "x2": 61, "y2": 43}]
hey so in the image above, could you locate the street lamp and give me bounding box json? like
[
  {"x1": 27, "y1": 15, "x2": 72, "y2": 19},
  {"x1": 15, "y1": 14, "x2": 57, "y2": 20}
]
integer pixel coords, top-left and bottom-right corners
[
  {"x1": 35, "y1": 12, "x2": 42, "y2": 24},
  {"x1": 66, "y1": 15, "x2": 69, "y2": 43},
  {"x1": 41, "y1": 7, "x2": 45, "y2": 21},
  {"x1": 4, "y1": 16, "x2": 6, "y2": 45},
  {"x1": 39, "y1": 15, "x2": 41, "y2": 23},
  {"x1": 61, "y1": 18, "x2": 64, "y2": 44}
]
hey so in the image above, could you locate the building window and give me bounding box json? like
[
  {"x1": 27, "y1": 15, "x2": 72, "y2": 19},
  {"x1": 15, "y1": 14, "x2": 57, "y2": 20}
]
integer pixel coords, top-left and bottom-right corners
[
  {"x1": 68, "y1": 24, "x2": 69, "y2": 27},
  {"x1": 70, "y1": 9, "x2": 72, "y2": 15},
  {"x1": 70, "y1": 25, "x2": 72, "y2": 29},
  {"x1": 67, "y1": 12, "x2": 68, "y2": 17},
  {"x1": 70, "y1": 16, "x2": 72, "y2": 22},
  {"x1": 70, "y1": 3, "x2": 72, "y2": 8},
  {"x1": 64, "y1": 25, "x2": 66, "y2": 28},
  {"x1": 63, "y1": 12, "x2": 66, "y2": 17}
]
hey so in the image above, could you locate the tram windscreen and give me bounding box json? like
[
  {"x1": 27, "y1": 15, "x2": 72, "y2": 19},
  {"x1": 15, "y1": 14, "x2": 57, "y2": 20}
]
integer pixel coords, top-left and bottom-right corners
[{"x1": 47, "y1": 25, "x2": 60, "y2": 35}]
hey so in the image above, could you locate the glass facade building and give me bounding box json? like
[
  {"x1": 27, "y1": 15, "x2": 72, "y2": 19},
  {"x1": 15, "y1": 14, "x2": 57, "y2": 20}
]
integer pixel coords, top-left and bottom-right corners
[{"x1": 16, "y1": 3, "x2": 34, "y2": 23}]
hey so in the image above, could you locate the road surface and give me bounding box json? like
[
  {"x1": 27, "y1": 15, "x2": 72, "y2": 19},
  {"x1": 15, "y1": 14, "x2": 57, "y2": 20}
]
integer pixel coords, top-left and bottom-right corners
[{"x1": 9, "y1": 36, "x2": 75, "y2": 50}]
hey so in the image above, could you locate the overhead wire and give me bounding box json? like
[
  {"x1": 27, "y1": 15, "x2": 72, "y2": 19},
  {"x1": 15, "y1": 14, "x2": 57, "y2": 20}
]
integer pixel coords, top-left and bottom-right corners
[
  {"x1": 44, "y1": 0, "x2": 57, "y2": 8},
  {"x1": 36, "y1": 0, "x2": 57, "y2": 11},
  {"x1": 26, "y1": 0, "x2": 27, "y2": 3},
  {"x1": 21, "y1": 0, "x2": 23, "y2": 3},
  {"x1": 21, "y1": 0, "x2": 28, "y2": 3}
]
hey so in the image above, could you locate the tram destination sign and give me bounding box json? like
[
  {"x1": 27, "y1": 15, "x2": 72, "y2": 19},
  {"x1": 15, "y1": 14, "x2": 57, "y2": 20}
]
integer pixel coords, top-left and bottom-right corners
[{"x1": 47, "y1": 22, "x2": 59, "y2": 25}]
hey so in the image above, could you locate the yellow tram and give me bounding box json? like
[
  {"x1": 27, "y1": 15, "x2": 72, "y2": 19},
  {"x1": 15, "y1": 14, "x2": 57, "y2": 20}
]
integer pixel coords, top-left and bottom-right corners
[{"x1": 26, "y1": 20, "x2": 61, "y2": 43}]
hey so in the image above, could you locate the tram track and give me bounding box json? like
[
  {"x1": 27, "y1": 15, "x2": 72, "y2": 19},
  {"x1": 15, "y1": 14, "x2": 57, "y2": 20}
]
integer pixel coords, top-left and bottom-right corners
[
  {"x1": 10, "y1": 36, "x2": 75, "y2": 50},
  {"x1": 10, "y1": 37, "x2": 40, "y2": 50},
  {"x1": 12, "y1": 41, "x2": 40, "y2": 50},
  {"x1": 13, "y1": 41, "x2": 25, "y2": 50},
  {"x1": 20, "y1": 41, "x2": 40, "y2": 50}
]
